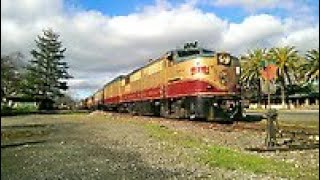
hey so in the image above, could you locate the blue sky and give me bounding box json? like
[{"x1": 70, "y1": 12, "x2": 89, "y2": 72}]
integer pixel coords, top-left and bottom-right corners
[
  {"x1": 65, "y1": 0, "x2": 154, "y2": 16},
  {"x1": 2, "y1": 0, "x2": 319, "y2": 99},
  {"x1": 66, "y1": 0, "x2": 319, "y2": 22}
]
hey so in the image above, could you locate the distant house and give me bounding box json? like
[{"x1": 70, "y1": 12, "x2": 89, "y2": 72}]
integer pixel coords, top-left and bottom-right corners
[{"x1": 244, "y1": 81, "x2": 319, "y2": 110}]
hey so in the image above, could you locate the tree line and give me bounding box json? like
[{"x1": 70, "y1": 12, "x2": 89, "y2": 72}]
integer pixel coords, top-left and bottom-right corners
[
  {"x1": 240, "y1": 47, "x2": 319, "y2": 108},
  {"x1": 1, "y1": 29, "x2": 72, "y2": 110}
]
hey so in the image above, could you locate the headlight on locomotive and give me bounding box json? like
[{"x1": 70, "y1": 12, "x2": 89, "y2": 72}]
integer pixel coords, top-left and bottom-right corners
[{"x1": 218, "y1": 53, "x2": 231, "y2": 65}]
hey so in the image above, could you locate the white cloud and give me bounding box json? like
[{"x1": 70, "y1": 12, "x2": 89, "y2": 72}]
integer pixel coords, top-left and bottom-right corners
[
  {"x1": 222, "y1": 14, "x2": 283, "y2": 52},
  {"x1": 278, "y1": 26, "x2": 319, "y2": 51},
  {"x1": 1, "y1": 0, "x2": 63, "y2": 22},
  {"x1": 1, "y1": 0, "x2": 319, "y2": 98},
  {"x1": 213, "y1": 0, "x2": 283, "y2": 9}
]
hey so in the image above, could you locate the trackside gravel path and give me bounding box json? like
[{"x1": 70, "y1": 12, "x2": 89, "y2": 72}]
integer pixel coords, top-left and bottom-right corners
[{"x1": 1, "y1": 113, "x2": 318, "y2": 179}]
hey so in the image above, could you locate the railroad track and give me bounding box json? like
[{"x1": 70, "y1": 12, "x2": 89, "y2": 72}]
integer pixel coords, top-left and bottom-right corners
[
  {"x1": 107, "y1": 112, "x2": 268, "y2": 135},
  {"x1": 91, "y1": 110, "x2": 319, "y2": 151},
  {"x1": 100, "y1": 111, "x2": 316, "y2": 133}
]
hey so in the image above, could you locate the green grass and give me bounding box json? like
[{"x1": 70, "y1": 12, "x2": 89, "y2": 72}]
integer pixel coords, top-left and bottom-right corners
[
  {"x1": 143, "y1": 123, "x2": 318, "y2": 179},
  {"x1": 203, "y1": 146, "x2": 296, "y2": 177},
  {"x1": 1, "y1": 129, "x2": 50, "y2": 141}
]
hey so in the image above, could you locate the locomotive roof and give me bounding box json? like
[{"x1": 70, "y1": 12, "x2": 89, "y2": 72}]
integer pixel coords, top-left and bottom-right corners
[
  {"x1": 126, "y1": 54, "x2": 166, "y2": 77},
  {"x1": 103, "y1": 75, "x2": 126, "y2": 87},
  {"x1": 122, "y1": 42, "x2": 217, "y2": 78},
  {"x1": 173, "y1": 41, "x2": 215, "y2": 54},
  {"x1": 172, "y1": 47, "x2": 216, "y2": 54}
]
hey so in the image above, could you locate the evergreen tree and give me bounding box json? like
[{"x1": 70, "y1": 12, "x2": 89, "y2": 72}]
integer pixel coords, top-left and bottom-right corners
[{"x1": 26, "y1": 29, "x2": 71, "y2": 110}]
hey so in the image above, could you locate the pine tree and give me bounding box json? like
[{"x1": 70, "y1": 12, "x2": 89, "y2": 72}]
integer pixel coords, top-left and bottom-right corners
[{"x1": 26, "y1": 29, "x2": 71, "y2": 110}]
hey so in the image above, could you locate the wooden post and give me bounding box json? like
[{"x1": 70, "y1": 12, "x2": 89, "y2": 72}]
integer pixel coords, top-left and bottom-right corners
[
  {"x1": 267, "y1": 80, "x2": 271, "y2": 110},
  {"x1": 265, "y1": 68, "x2": 277, "y2": 148}
]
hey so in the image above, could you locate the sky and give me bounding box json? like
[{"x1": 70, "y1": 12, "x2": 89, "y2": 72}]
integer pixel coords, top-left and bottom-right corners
[{"x1": 1, "y1": 0, "x2": 319, "y2": 100}]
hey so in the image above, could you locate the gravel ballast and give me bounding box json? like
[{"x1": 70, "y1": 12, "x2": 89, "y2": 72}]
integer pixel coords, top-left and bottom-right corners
[{"x1": 1, "y1": 113, "x2": 319, "y2": 179}]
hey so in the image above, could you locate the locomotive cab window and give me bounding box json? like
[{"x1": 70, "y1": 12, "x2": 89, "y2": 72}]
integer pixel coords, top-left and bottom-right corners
[
  {"x1": 177, "y1": 50, "x2": 200, "y2": 57},
  {"x1": 174, "y1": 48, "x2": 215, "y2": 63},
  {"x1": 176, "y1": 50, "x2": 200, "y2": 62},
  {"x1": 202, "y1": 49, "x2": 215, "y2": 56}
]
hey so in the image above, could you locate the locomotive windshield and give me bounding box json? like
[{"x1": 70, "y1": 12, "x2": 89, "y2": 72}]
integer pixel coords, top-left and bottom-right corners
[
  {"x1": 177, "y1": 50, "x2": 200, "y2": 57},
  {"x1": 202, "y1": 49, "x2": 214, "y2": 55},
  {"x1": 175, "y1": 48, "x2": 215, "y2": 62}
]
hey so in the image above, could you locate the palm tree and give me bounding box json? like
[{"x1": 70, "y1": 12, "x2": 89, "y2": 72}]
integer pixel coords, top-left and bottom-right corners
[
  {"x1": 300, "y1": 49, "x2": 319, "y2": 83},
  {"x1": 268, "y1": 46, "x2": 300, "y2": 109},
  {"x1": 240, "y1": 48, "x2": 268, "y2": 108}
]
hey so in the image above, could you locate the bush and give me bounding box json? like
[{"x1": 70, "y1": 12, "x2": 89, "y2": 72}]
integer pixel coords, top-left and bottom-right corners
[
  {"x1": 1, "y1": 105, "x2": 12, "y2": 115},
  {"x1": 1, "y1": 104, "x2": 37, "y2": 116}
]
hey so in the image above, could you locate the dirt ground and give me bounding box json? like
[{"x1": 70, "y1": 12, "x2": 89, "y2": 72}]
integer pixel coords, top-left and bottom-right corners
[{"x1": 1, "y1": 112, "x2": 319, "y2": 179}]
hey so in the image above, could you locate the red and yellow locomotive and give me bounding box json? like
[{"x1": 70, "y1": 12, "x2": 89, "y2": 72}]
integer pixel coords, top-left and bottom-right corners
[{"x1": 84, "y1": 42, "x2": 243, "y2": 122}]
